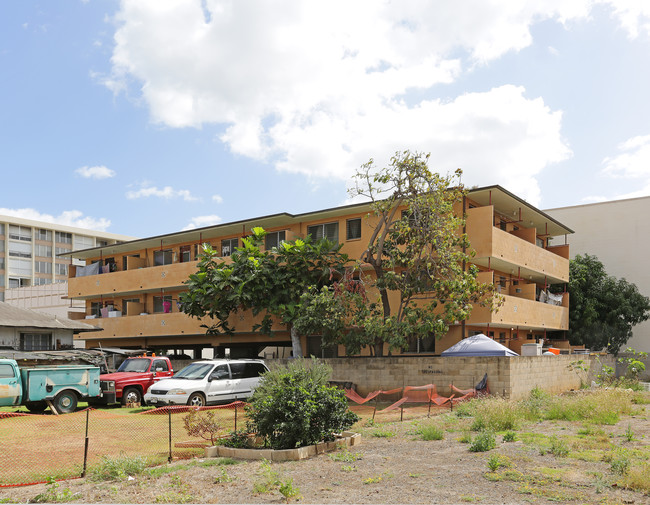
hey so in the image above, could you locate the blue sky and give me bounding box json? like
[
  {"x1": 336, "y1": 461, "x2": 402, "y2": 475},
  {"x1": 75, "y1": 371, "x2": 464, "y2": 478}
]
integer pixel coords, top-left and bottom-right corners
[{"x1": 2, "y1": 1, "x2": 650, "y2": 237}]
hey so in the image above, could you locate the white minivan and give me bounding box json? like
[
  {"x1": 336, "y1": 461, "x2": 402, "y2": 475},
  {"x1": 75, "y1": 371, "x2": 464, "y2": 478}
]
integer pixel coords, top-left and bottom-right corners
[{"x1": 143, "y1": 359, "x2": 269, "y2": 407}]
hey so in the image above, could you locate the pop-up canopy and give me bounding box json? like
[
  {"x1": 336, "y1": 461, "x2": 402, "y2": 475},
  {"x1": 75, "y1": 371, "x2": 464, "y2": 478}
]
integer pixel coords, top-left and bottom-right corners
[{"x1": 441, "y1": 334, "x2": 519, "y2": 357}]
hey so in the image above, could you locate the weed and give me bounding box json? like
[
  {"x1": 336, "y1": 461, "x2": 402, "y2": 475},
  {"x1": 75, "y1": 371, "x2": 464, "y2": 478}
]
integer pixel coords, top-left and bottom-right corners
[
  {"x1": 502, "y1": 431, "x2": 517, "y2": 442},
  {"x1": 539, "y1": 436, "x2": 569, "y2": 457},
  {"x1": 32, "y1": 477, "x2": 79, "y2": 503},
  {"x1": 329, "y1": 450, "x2": 362, "y2": 462},
  {"x1": 469, "y1": 431, "x2": 496, "y2": 452},
  {"x1": 341, "y1": 465, "x2": 357, "y2": 472},
  {"x1": 458, "y1": 431, "x2": 472, "y2": 444},
  {"x1": 487, "y1": 454, "x2": 510, "y2": 472},
  {"x1": 610, "y1": 452, "x2": 631, "y2": 475},
  {"x1": 619, "y1": 463, "x2": 650, "y2": 493},
  {"x1": 408, "y1": 473, "x2": 422, "y2": 478},
  {"x1": 363, "y1": 475, "x2": 383, "y2": 484},
  {"x1": 278, "y1": 478, "x2": 301, "y2": 503},
  {"x1": 371, "y1": 429, "x2": 395, "y2": 438},
  {"x1": 624, "y1": 423, "x2": 635, "y2": 442},
  {"x1": 417, "y1": 424, "x2": 444, "y2": 441},
  {"x1": 460, "y1": 495, "x2": 482, "y2": 502},
  {"x1": 89, "y1": 454, "x2": 148, "y2": 481},
  {"x1": 252, "y1": 459, "x2": 281, "y2": 494},
  {"x1": 214, "y1": 467, "x2": 235, "y2": 484},
  {"x1": 154, "y1": 475, "x2": 194, "y2": 504}
]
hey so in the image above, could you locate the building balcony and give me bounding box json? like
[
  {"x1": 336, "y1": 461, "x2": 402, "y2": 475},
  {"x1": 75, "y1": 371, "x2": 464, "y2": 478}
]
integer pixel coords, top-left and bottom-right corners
[
  {"x1": 67, "y1": 260, "x2": 200, "y2": 299},
  {"x1": 466, "y1": 205, "x2": 569, "y2": 284}
]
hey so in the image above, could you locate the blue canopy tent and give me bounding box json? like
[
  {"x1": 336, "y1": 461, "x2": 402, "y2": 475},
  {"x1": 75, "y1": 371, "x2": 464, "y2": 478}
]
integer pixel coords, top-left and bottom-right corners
[{"x1": 441, "y1": 334, "x2": 519, "y2": 357}]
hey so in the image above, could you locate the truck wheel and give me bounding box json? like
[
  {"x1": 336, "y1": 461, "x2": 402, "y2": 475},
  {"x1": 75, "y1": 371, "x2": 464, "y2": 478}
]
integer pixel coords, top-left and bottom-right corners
[
  {"x1": 25, "y1": 401, "x2": 47, "y2": 413},
  {"x1": 187, "y1": 393, "x2": 206, "y2": 407},
  {"x1": 121, "y1": 387, "x2": 142, "y2": 406},
  {"x1": 53, "y1": 390, "x2": 78, "y2": 414}
]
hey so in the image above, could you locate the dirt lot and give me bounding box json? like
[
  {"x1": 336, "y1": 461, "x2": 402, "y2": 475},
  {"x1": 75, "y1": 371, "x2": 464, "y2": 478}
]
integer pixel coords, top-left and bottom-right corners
[{"x1": 1, "y1": 392, "x2": 649, "y2": 504}]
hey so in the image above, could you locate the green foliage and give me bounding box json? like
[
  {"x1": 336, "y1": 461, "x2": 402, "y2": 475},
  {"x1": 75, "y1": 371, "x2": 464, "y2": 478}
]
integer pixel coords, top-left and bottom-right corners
[
  {"x1": 182, "y1": 408, "x2": 223, "y2": 445},
  {"x1": 32, "y1": 478, "x2": 78, "y2": 503},
  {"x1": 624, "y1": 423, "x2": 635, "y2": 442},
  {"x1": 252, "y1": 459, "x2": 281, "y2": 494},
  {"x1": 502, "y1": 431, "x2": 517, "y2": 442},
  {"x1": 610, "y1": 452, "x2": 631, "y2": 475},
  {"x1": 469, "y1": 431, "x2": 496, "y2": 452},
  {"x1": 214, "y1": 467, "x2": 235, "y2": 484},
  {"x1": 371, "y1": 429, "x2": 395, "y2": 438},
  {"x1": 566, "y1": 254, "x2": 650, "y2": 353},
  {"x1": 246, "y1": 358, "x2": 359, "y2": 449},
  {"x1": 417, "y1": 424, "x2": 444, "y2": 441},
  {"x1": 154, "y1": 475, "x2": 194, "y2": 504},
  {"x1": 329, "y1": 450, "x2": 362, "y2": 462},
  {"x1": 487, "y1": 454, "x2": 510, "y2": 472},
  {"x1": 222, "y1": 429, "x2": 253, "y2": 448},
  {"x1": 179, "y1": 228, "x2": 348, "y2": 356},
  {"x1": 89, "y1": 454, "x2": 148, "y2": 481},
  {"x1": 545, "y1": 436, "x2": 569, "y2": 457},
  {"x1": 279, "y1": 478, "x2": 302, "y2": 503},
  {"x1": 469, "y1": 396, "x2": 521, "y2": 431}
]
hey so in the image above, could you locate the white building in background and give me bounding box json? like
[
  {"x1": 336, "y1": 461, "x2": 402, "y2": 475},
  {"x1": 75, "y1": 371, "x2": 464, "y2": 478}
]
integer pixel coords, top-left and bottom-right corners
[
  {"x1": 546, "y1": 197, "x2": 650, "y2": 354},
  {"x1": 0, "y1": 215, "x2": 134, "y2": 322}
]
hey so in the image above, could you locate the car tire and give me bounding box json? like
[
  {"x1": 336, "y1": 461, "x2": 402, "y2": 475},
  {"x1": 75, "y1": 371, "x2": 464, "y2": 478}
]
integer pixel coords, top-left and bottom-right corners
[
  {"x1": 187, "y1": 392, "x2": 206, "y2": 407},
  {"x1": 25, "y1": 401, "x2": 47, "y2": 413},
  {"x1": 53, "y1": 390, "x2": 78, "y2": 414},
  {"x1": 121, "y1": 387, "x2": 142, "y2": 406}
]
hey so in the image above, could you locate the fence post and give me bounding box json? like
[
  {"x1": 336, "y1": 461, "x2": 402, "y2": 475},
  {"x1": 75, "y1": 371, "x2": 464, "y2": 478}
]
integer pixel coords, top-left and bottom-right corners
[
  {"x1": 234, "y1": 404, "x2": 238, "y2": 432},
  {"x1": 81, "y1": 409, "x2": 90, "y2": 477},
  {"x1": 168, "y1": 407, "x2": 172, "y2": 463}
]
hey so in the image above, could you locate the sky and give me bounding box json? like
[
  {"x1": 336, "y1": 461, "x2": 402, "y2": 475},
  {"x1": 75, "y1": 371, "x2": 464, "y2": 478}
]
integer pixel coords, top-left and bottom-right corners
[{"x1": 1, "y1": 1, "x2": 650, "y2": 238}]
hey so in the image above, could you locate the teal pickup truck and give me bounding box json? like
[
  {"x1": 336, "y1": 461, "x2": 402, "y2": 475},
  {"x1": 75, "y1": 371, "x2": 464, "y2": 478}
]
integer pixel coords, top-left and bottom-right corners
[{"x1": 0, "y1": 358, "x2": 102, "y2": 414}]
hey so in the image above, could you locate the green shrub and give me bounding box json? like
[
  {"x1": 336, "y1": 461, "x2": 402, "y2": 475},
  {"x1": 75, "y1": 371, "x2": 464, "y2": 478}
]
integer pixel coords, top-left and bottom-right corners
[
  {"x1": 502, "y1": 431, "x2": 517, "y2": 442},
  {"x1": 182, "y1": 409, "x2": 223, "y2": 445},
  {"x1": 548, "y1": 436, "x2": 569, "y2": 457},
  {"x1": 469, "y1": 431, "x2": 495, "y2": 452},
  {"x1": 89, "y1": 454, "x2": 148, "y2": 481},
  {"x1": 222, "y1": 429, "x2": 253, "y2": 448},
  {"x1": 246, "y1": 358, "x2": 359, "y2": 450},
  {"x1": 470, "y1": 397, "x2": 521, "y2": 431},
  {"x1": 418, "y1": 424, "x2": 444, "y2": 441},
  {"x1": 487, "y1": 454, "x2": 510, "y2": 472}
]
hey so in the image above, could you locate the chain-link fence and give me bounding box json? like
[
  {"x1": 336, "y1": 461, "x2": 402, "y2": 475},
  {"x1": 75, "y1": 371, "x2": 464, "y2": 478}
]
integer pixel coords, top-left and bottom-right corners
[{"x1": 0, "y1": 403, "x2": 246, "y2": 487}]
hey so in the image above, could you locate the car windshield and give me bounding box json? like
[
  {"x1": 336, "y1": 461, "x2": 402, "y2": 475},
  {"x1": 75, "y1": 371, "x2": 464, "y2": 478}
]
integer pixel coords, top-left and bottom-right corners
[
  {"x1": 174, "y1": 363, "x2": 214, "y2": 380},
  {"x1": 117, "y1": 358, "x2": 150, "y2": 373}
]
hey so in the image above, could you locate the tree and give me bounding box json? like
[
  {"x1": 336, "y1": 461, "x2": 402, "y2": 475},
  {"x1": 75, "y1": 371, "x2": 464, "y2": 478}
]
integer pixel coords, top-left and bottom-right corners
[
  {"x1": 295, "y1": 151, "x2": 496, "y2": 356},
  {"x1": 178, "y1": 227, "x2": 348, "y2": 357},
  {"x1": 566, "y1": 254, "x2": 650, "y2": 354}
]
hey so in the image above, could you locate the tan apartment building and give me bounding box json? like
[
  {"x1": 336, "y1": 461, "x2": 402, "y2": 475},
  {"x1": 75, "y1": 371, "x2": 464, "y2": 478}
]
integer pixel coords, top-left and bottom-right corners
[
  {"x1": 0, "y1": 215, "x2": 134, "y2": 323},
  {"x1": 63, "y1": 185, "x2": 572, "y2": 358}
]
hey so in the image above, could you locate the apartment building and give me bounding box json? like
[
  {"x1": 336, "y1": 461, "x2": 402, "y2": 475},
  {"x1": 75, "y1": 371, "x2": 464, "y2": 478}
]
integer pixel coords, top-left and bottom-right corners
[
  {"x1": 63, "y1": 185, "x2": 572, "y2": 358},
  {"x1": 0, "y1": 215, "x2": 133, "y2": 320}
]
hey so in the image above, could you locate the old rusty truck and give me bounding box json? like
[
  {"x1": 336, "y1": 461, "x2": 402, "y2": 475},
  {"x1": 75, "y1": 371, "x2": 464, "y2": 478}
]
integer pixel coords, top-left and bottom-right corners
[
  {"x1": 94, "y1": 355, "x2": 174, "y2": 406},
  {"x1": 0, "y1": 358, "x2": 101, "y2": 414}
]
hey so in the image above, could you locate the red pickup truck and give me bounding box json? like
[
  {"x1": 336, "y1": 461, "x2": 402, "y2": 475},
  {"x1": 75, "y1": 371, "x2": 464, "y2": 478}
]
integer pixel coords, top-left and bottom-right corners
[{"x1": 96, "y1": 356, "x2": 174, "y2": 406}]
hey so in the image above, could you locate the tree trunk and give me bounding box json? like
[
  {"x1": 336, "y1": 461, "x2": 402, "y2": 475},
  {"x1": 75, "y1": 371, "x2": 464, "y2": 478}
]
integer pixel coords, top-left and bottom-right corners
[{"x1": 290, "y1": 325, "x2": 303, "y2": 358}]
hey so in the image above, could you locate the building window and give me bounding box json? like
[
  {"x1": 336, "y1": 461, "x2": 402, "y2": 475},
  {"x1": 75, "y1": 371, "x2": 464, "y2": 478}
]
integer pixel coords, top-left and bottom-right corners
[
  {"x1": 180, "y1": 245, "x2": 191, "y2": 263},
  {"x1": 74, "y1": 235, "x2": 94, "y2": 250},
  {"x1": 221, "y1": 238, "x2": 239, "y2": 257},
  {"x1": 154, "y1": 249, "x2": 173, "y2": 266},
  {"x1": 20, "y1": 333, "x2": 52, "y2": 351},
  {"x1": 37, "y1": 229, "x2": 52, "y2": 241},
  {"x1": 33, "y1": 277, "x2": 52, "y2": 285},
  {"x1": 35, "y1": 261, "x2": 52, "y2": 274},
  {"x1": 8, "y1": 258, "x2": 31, "y2": 276},
  {"x1": 406, "y1": 335, "x2": 436, "y2": 354},
  {"x1": 265, "y1": 231, "x2": 286, "y2": 250},
  {"x1": 0, "y1": 257, "x2": 4, "y2": 270},
  {"x1": 0, "y1": 223, "x2": 4, "y2": 235},
  {"x1": 35, "y1": 245, "x2": 52, "y2": 257},
  {"x1": 9, "y1": 225, "x2": 31, "y2": 242},
  {"x1": 55, "y1": 246, "x2": 71, "y2": 255},
  {"x1": 346, "y1": 218, "x2": 362, "y2": 240},
  {"x1": 55, "y1": 231, "x2": 72, "y2": 244},
  {"x1": 307, "y1": 222, "x2": 339, "y2": 243},
  {"x1": 153, "y1": 295, "x2": 173, "y2": 313},
  {"x1": 8, "y1": 241, "x2": 31, "y2": 258},
  {"x1": 55, "y1": 263, "x2": 68, "y2": 276}
]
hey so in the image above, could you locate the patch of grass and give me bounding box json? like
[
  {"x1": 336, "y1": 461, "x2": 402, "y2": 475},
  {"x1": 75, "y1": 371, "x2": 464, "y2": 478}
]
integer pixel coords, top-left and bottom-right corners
[
  {"x1": 548, "y1": 436, "x2": 569, "y2": 457},
  {"x1": 417, "y1": 424, "x2": 444, "y2": 441},
  {"x1": 363, "y1": 475, "x2": 383, "y2": 484},
  {"x1": 154, "y1": 475, "x2": 194, "y2": 504},
  {"x1": 458, "y1": 432, "x2": 472, "y2": 444},
  {"x1": 469, "y1": 431, "x2": 496, "y2": 452},
  {"x1": 32, "y1": 478, "x2": 79, "y2": 503},
  {"x1": 279, "y1": 478, "x2": 301, "y2": 503},
  {"x1": 460, "y1": 495, "x2": 482, "y2": 502},
  {"x1": 502, "y1": 431, "x2": 517, "y2": 442},
  {"x1": 371, "y1": 429, "x2": 395, "y2": 438},
  {"x1": 610, "y1": 451, "x2": 631, "y2": 475},
  {"x1": 487, "y1": 454, "x2": 510, "y2": 472},
  {"x1": 469, "y1": 396, "x2": 521, "y2": 431},
  {"x1": 329, "y1": 449, "x2": 362, "y2": 462},
  {"x1": 624, "y1": 423, "x2": 635, "y2": 442},
  {"x1": 253, "y1": 459, "x2": 280, "y2": 494},
  {"x1": 618, "y1": 463, "x2": 650, "y2": 493},
  {"x1": 214, "y1": 467, "x2": 235, "y2": 484},
  {"x1": 89, "y1": 454, "x2": 148, "y2": 481},
  {"x1": 341, "y1": 465, "x2": 357, "y2": 472}
]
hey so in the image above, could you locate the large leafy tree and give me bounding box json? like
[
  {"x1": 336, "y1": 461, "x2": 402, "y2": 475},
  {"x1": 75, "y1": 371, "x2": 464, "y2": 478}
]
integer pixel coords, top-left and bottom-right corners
[
  {"x1": 295, "y1": 151, "x2": 496, "y2": 356},
  {"x1": 178, "y1": 227, "x2": 348, "y2": 357},
  {"x1": 567, "y1": 254, "x2": 650, "y2": 354}
]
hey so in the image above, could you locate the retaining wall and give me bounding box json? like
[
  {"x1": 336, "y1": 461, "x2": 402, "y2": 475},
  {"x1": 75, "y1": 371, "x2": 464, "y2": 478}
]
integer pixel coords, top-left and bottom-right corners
[{"x1": 269, "y1": 355, "x2": 615, "y2": 400}]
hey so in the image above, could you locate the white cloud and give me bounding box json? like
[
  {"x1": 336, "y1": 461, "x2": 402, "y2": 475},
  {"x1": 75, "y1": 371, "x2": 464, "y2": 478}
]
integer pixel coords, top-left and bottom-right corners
[
  {"x1": 126, "y1": 184, "x2": 198, "y2": 201},
  {"x1": 107, "y1": 1, "x2": 590, "y2": 204},
  {"x1": 0, "y1": 208, "x2": 111, "y2": 231},
  {"x1": 182, "y1": 214, "x2": 222, "y2": 231},
  {"x1": 598, "y1": 0, "x2": 650, "y2": 38},
  {"x1": 75, "y1": 165, "x2": 116, "y2": 179},
  {"x1": 602, "y1": 134, "x2": 650, "y2": 178},
  {"x1": 212, "y1": 194, "x2": 223, "y2": 203}
]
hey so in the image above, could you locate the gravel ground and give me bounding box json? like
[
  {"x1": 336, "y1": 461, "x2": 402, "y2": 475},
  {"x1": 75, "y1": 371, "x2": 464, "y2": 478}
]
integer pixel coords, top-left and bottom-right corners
[{"x1": 2, "y1": 397, "x2": 649, "y2": 504}]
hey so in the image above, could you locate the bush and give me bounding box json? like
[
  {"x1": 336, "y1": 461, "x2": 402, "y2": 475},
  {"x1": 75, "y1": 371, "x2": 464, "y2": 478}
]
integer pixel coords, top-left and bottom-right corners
[
  {"x1": 183, "y1": 409, "x2": 223, "y2": 445},
  {"x1": 89, "y1": 454, "x2": 148, "y2": 481},
  {"x1": 417, "y1": 424, "x2": 444, "y2": 441},
  {"x1": 469, "y1": 431, "x2": 495, "y2": 452},
  {"x1": 246, "y1": 358, "x2": 359, "y2": 449}
]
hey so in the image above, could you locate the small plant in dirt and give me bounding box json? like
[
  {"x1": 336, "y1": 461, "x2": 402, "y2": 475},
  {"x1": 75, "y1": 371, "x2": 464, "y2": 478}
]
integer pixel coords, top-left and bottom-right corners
[
  {"x1": 619, "y1": 463, "x2": 650, "y2": 493},
  {"x1": 253, "y1": 459, "x2": 281, "y2": 494},
  {"x1": 418, "y1": 424, "x2": 444, "y2": 441},
  {"x1": 363, "y1": 475, "x2": 383, "y2": 484},
  {"x1": 279, "y1": 478, "x2": 301, "y2": 503},
  {"x1": 214, "y1": 467, "x2": 235, "y2": 484},
  {"x1": 502, "y1": 431, "x2": 517, "y2": 442},
  {"x1": 610, "y1": 451, "x2": 631, "y2": 475},
  {"x1": 341, "y1": 465, "x2": 357, "y2": 472},
  {"x1": 182, "y1": 408, "x2": 223, "y2": 446},
  {"x1": 487, "y1": 454, "x2": 510, "y2": 472},
  {"x1": 32, "y1": 477, "x2": 78, "y2": 503},
  {"x1": 371, "y1": 428, "x2": 395, "y2": 438},
  {"x1": 246, "y1": 358, "x2": 359, "y2": 449},
  {"x1": 154, "y1": 475, "x2": 194, "y2": 504},
  {"x1": 469, "y1": 431, "x2": 495, "y2": 452},
  {"x1": 624, "y1": 423, "x2": 635, "y2": 442},
  {"x1": 329, "y1": 449, "x2": 362, "y2": 462},
  {"x1": 541, "y1": 436, "x2": 569, "y2": 457},
  {"x1": 89, "y1": 454, "x2": 148, "y2": 481},
  {"x1": 458, "y1": 432, "x2": 472, "y2": 444}
]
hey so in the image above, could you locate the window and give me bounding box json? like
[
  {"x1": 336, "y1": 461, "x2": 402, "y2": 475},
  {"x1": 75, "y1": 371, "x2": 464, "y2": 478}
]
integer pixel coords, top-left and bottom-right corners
[
  {"x1": 55, "y1": 246, "x2": 71, "y2": 255},
  {"x1": 0, "y1": 363, "x2": 15, "y2": 378},
  {"x1": 536, "y1": 237, "x2": 544, "y2": 248},
  {"x1": 35, "y1": 261, "x2": 52, "y2": 274},
  {"x1": 0, "y1": 239, "x2": 3, "y2": 250},
  {"x1": 209, "y1": 364, "x2": 230, "y2": 381},
  {"x1": 221, "y1": 238, "x2": 239, "y2": 257},
  {"x1": 35, "y1": 245, "x2": 52, "y2": 257},
  {"x1": 0, "y1": 223, "x2": 4, "y2": 235},
  {"x1": 37, "y1": 229, "x2": 52, "y2": 241},
  {"x1": 9, "y1": 225, "x2": 31, "y2": 241},
  {"x1": 8, "y1": 258, "x2": 31, "y2": 276},
  {"x1": 180, "y1": 245, "x2": 191, "y2": 263},
  {"x1": 74, "y1": 235, "x2": 94, "y2": 250},
  {"x1": 55, "y1": 263, "x2": 68, "y2": 276},
  {"x1": 0, "y1": 257, "x2": 4, "y2": 270},
  {"x1": 153, "y1": 295, "x2": 172, "y2": 313},
  {"x1": 346, "y1": 218, "x2": 362, "y2": 240},
  {"x1": 33, "y1": 277, "x2": 52, "y2": 285},
  {"x1": 20, "y1": 333, "x2": 52, "y2": 351},
  {"x1": 9, "y1": 277, "x2": 31, "y2": 288},
  {"x1": 97, "y1": 240, "x2": 109, "y2": 247},
  {"x1": 152, "y1": 359, "x2": 169, "y2": 372},
  {"x1": 307, "y1": 222, "x2": 339, "y2": 243},
  {"x1": 406, "y1": 335, "x2": 435, "y2": 354},
  {"x1": 265, "y1": 230, "x2": 286, "y2": 250},
  {"x1": 8, "y1": 241, "x2": 31, "y2": 258},
  {"x1": 154, "y1": 249, "x2": 173, "y2": 266},
  {"x1": 55, "y1": 231, "x2": 72, "y2": 244}
]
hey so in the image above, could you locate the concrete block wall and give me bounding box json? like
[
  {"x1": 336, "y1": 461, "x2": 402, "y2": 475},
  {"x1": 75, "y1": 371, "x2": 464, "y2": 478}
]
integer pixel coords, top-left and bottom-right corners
[{"x1": 266, "y1": 355, "x2": 615, "y2": 400}]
